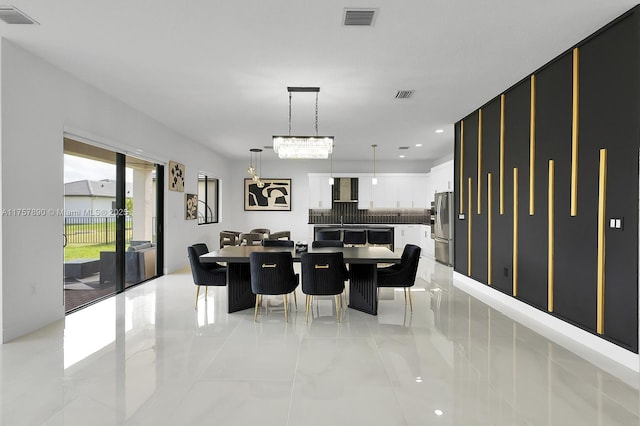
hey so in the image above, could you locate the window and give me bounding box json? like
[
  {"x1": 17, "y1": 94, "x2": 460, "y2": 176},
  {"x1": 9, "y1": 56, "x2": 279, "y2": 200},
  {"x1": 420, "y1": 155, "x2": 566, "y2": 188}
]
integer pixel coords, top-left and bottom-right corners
[{"x1": 198, "y1": 173, "x2": 219, "y2": 224}]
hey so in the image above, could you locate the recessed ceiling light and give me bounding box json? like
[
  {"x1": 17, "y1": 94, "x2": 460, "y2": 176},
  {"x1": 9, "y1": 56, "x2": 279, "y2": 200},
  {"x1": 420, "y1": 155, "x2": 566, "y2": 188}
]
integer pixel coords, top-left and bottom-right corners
[
  {"x1": 399, "y1": 155, "x2": 405, "y2": 158},
  {"x1": 435, "y1": 129, "x2": 444, "y2": 133},
  {"x1": 415, "y1": 144, "x2": 422, "y2": 147},
  {"x1": 434, "y1": 410, "x2": 444, "y2": 416}
]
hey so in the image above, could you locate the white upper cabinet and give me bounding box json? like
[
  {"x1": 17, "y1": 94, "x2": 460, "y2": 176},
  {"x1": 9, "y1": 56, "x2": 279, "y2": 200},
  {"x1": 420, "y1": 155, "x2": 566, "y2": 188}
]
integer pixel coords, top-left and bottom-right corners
[
  {"x1": 308, "y1": 174, "x2": 332, "y2": 209},
  {"x1": 358, "y1": 176, "x2": 373, "y2": 209},
  {"x1": 429, "y1": 160, "x2": 454, "y2": 202}
]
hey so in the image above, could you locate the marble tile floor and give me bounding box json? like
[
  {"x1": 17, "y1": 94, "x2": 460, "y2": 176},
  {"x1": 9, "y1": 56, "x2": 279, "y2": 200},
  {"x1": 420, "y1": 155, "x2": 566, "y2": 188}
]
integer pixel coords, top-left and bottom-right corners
[{"x1": 2, "y1": 257, "x2": 639, "y2": 425}]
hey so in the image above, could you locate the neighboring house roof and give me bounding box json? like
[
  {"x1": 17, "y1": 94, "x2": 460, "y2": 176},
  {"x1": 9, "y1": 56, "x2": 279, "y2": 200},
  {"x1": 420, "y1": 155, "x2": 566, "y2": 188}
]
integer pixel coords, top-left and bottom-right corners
[{"x1": 64, "y1": 180, "x2": 133, "y2": 197}]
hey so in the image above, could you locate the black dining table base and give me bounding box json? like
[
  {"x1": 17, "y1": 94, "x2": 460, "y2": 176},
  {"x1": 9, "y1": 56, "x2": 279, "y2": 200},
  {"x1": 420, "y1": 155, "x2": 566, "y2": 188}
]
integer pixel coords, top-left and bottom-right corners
[
  {"x1": 225, "y1": 262, "x2": 379, "y2": 315},
  {"x1": 347, "y1": 264, "x2": 378, "y2": 315},
  {"x1": 227, "y1": 263, "x2": 256, "y2": 313}
]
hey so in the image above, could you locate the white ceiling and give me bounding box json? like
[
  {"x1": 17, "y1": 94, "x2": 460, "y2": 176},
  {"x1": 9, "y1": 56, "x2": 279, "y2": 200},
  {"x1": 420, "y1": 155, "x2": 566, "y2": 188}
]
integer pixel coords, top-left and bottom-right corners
[{"x1": 1, "y1": 1, "x2": 637, "y2": 161}]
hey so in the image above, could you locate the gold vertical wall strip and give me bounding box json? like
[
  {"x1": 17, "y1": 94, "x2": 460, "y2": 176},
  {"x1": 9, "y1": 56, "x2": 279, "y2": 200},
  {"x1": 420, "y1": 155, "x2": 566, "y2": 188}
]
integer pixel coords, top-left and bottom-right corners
[
  {"x1": 571, "y1": 48, "x2": 579, "y2": 216},
  {"x1": 530, "y1": 75, "x2": 536, "y2": 216},
  {"x1": 478, "y1": 109, "x2": 483, "y2": 215},
  {"x1": 500, "y1": 94, "x2": 505, "y2": 215},
  {"x1": 488, "y1": 173, "x2": 493, "y2": 285},
  {"x1": 597, "y1": 149, "x2": 607, "y2": 334},
  {"x1": 513, "y1": 168, "x2": 519, "y2": 297},
  {"x1": 460, "y1": 121, "x2": 465, "y2": 214},
  {"x1": 468, "y1": 177, "x2": 472, "y2": 276},
  {"x1": 548, "y1": 160, "x2": 555, "y2": 312}
]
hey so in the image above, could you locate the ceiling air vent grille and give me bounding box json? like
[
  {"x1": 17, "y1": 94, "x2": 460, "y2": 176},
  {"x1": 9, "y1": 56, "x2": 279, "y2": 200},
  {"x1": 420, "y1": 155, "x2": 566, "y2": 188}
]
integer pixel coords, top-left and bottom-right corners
[
  {"x1": 395, "y1": 90, "x2": 414, "y2": 99},
  {"x1": 344, "y1": 9, "x2": 376, "y2": 26},
  {"x1": 0, "y1": 6, "x2": 37, "y2": 25},
  {"x1": 399, "y1": 146, "x2": 410, "y2": 150}
]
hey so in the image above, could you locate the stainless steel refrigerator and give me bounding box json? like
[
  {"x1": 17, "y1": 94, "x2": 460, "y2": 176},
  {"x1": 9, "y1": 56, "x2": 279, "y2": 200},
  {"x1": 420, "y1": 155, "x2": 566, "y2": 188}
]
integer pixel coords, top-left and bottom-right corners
[{"x1": 431, "y1": 191, "x2": 454, "y2": 266}]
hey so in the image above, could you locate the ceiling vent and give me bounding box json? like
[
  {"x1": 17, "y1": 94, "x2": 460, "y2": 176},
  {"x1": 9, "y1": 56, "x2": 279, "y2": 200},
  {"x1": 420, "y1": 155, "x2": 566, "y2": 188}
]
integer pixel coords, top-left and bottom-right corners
[
  {"x1": 399, "y1": 146, "x2": 410, "y2": 150},
  {"x1": 395, "y1": 90, "x2": 414, "y2": 99},
  {"x1": 0, "y1": 6, "x2": 37, "y2": 25},
  {"x1": 344, "y1": 8, "x2": 376, "y2": 26}
]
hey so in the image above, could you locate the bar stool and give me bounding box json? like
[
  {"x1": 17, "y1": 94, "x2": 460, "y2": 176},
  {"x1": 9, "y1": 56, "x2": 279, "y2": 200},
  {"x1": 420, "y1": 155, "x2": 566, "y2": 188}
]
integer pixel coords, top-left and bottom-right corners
[
  {"x1": 316, "y1": 229, "x2": 341, "y2": 241},
  {"x1": 367, "y1": 229, "x2": 393, "y2": 249},
  {"x1": 343, "y1": 230, "x2": 366, "y2": 247}
]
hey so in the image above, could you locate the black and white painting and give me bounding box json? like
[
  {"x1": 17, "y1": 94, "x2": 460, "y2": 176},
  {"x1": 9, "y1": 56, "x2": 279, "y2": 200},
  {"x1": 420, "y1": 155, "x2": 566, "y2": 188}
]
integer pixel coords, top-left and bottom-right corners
[
  {"x1": 169, "y1": 160, "x2": 185, "y2": 192},
  {"x1": 185, "y1": 193, "x2": 198, "y2": 219},
  {"x1": 244, "y1": 178, "x2": 291, "y2": 211}
]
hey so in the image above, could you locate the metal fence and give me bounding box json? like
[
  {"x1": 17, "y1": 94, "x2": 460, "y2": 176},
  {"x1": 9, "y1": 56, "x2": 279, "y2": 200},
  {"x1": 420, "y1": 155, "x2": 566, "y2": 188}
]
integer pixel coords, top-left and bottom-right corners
[{"x1": 64, "y1": 216, "x2": 133, "y2": 245}]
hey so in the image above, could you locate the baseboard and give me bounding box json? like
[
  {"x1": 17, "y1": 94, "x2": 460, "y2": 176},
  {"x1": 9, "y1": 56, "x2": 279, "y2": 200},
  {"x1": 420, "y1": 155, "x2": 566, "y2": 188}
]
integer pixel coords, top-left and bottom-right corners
[{"x1": 453, "y1": 272, "x2": 640, "y2": 378}]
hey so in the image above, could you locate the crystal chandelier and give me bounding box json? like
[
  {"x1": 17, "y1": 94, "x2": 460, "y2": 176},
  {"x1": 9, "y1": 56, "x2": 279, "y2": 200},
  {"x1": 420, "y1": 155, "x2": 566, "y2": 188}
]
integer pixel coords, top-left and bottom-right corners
[{"x1": 273, "y1": 87, "x2": 334, "y2": 159}]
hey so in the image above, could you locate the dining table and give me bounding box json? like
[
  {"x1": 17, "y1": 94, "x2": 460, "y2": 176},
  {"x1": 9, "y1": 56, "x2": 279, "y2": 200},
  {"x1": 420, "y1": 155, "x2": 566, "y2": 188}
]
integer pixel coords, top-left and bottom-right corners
[{"x1": 200, "y1": 245, "x2": 401, "y2": 315}]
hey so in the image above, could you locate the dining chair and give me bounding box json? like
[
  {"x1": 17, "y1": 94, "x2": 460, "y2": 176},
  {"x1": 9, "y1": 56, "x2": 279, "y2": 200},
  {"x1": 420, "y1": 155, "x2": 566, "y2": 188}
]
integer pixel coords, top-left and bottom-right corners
[
  {"x1": 268, "y1": 230, "x2": 291, "y2": 240},
  {"x1": 249, "y1": 251, "x2": 299, "y2": 322},
  {"x1": 250, "y1": 228, "x2": 271, "y2": 239},
  {"x1": 301, "y1": 252, "x2": 349, "y2": 322},
  {"x1": 262, "y1": 239, "x2": 294, "y2": 247},
  {"x1": 376, "y1": 244, "x2": 421, "y2": 311},
  {"x1": 311, "y1": 240, "x2": 344, "y2": 248},
  {"x1": 239, "y1": 232, "x2": 263, "y2": 246},
  {"x1": 187, "y1": 243, "x2": 227, "y2": 308},
  {"x1": 219, "y1": 230, "x2": 241, "y2": 247}
]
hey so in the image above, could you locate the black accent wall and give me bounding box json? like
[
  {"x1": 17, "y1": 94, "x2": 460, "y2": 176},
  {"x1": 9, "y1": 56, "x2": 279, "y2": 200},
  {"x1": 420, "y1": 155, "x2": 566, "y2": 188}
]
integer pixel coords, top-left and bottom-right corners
[{"x1": 454, "y1": 7, "x2": 640, "y2": 352}]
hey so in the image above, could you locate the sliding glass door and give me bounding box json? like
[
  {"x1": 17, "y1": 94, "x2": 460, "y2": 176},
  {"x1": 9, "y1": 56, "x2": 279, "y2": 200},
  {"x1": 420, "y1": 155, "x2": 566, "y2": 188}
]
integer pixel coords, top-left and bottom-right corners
[{"x1": 63, "y1": 138, "x2": 164, "y2": 313}]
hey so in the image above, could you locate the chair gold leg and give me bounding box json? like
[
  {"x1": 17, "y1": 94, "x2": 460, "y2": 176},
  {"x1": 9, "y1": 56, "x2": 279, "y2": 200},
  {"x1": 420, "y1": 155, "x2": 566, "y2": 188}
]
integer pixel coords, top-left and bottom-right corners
[
  {"x1": 195, "y1": 286, "x2": 200, "y2": 309},
  {"x1": 284, "y1": 294, "x2": 289, "y2": 322},
  {"x1": 306, "y1": 295, "x2": 311, "y2": 322},
  {"x1": 408, "y1": 288, "x2": 413, "y2": 312},
  {"x1": 254, "y1": 295, "x2": 260, "y2": 322}
]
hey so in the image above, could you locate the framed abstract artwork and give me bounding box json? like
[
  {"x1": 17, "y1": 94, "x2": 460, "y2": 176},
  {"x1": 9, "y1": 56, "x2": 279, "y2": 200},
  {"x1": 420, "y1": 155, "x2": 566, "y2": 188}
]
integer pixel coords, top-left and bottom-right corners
[
  {"x1": 244, "y1": 178, "x2": 291, "y2": 211},
  {"x1": 185, "y1": 193, "x2": 198, "y2": 220},
  {"x1": 168, "y1": 160, "x2": 185, "y2": 192}
]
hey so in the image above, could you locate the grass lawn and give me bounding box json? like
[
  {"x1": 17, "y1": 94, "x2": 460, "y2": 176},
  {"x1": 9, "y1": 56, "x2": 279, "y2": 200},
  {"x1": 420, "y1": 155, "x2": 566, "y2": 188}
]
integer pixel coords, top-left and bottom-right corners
[{"x1": 64, "y1": 243, "x2": 118, "y2": 261}]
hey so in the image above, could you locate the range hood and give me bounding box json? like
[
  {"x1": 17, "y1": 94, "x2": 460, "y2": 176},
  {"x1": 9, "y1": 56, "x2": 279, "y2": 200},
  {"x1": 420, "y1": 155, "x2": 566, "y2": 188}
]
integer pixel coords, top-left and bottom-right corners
[{"x1": 333, "y1": 177, "x2": 358, "y2": 202}]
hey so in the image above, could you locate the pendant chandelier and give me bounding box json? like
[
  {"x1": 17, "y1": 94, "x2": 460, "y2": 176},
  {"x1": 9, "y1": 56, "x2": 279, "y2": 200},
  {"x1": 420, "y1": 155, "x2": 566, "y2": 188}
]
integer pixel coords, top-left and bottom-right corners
[
  {"x1": 247, "y1": 148, "x2": 265, "y2": 188},
  {"x1": 273, "y1": 87, "x2": 334, "y2": 159},
  {"x1": 371, "y1": 144, "x2": 378, "y2": 185}
]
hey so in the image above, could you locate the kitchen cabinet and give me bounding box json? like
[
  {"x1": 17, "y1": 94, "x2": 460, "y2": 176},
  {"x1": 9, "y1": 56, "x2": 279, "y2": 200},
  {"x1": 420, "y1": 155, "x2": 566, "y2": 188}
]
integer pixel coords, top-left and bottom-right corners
[
  {"x1": 420, "y1": 224, "x2": 434, "y2": 258},
  {"x1": 429, "y1": 160, "x2": 454, "y2": 202},
  {"x1": 394, "y1": 224, "x2": 421, "y2": 252},
  {"x1": 308, "y1": 174, "x2": 332, "y2": 209},
  {"x1": 361, "y1": 174, "x2": 429, "y2": 209}
]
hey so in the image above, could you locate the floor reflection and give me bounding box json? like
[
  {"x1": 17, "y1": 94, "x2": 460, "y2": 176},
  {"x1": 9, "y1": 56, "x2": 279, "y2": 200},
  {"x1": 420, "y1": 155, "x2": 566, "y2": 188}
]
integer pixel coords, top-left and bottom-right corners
[{"x1": 0, "y1": 256, "x2": 638, "y2": 425}]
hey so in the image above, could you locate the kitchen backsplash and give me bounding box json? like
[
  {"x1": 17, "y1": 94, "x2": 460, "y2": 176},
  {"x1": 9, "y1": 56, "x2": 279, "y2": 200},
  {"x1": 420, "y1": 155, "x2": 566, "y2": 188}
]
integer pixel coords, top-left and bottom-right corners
[{"x1": 309, "y1": 203, "x2": 429, "y2": 224}]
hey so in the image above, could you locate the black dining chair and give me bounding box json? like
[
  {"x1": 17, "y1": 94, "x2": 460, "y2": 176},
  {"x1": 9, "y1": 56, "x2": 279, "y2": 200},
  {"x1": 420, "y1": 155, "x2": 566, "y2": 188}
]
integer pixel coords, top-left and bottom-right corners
[
  {"x1": 312, "y1": 240, "x2": 344, "y2": 248},
  {"x1": 249, "y1": 251, "x2": 299, "y2": 322},
  {"x1": 377, "y1": 244, "x2": 421, "y2": 311},
  {"x1": 187, "y1": 243, "x2": 227, "y2": 308},
  {"x1": 262, "y1": 239, "x2": 295, "y2": 247},
  {"x1": 301, "y1": 252, "x2": 349, "y2": 322}
]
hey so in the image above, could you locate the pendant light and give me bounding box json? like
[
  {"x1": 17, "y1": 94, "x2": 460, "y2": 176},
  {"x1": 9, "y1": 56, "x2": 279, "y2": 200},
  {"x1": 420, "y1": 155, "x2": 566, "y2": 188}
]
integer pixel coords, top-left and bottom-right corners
[
  {"x1": 371, "y1": 144, "x2": 378, "y2": 185},
  {"x1": 329, "y1": 147, "x2": 334, "y2": 186}
]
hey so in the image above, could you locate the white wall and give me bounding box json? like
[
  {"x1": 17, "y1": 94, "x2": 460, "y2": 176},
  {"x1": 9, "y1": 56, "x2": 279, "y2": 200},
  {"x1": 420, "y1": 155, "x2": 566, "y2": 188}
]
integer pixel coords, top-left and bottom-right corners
[{"x1": 0, "y1": 40, "x2": 231, "y2": 342}]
